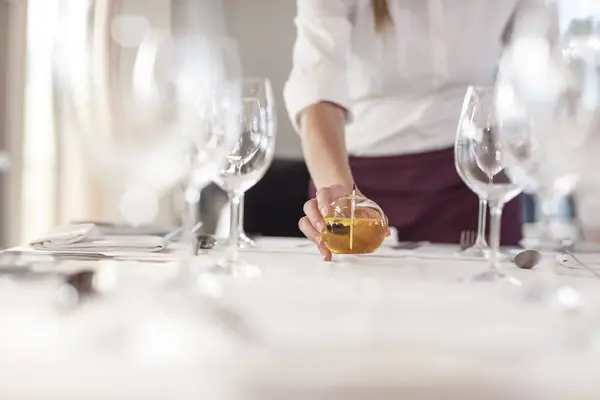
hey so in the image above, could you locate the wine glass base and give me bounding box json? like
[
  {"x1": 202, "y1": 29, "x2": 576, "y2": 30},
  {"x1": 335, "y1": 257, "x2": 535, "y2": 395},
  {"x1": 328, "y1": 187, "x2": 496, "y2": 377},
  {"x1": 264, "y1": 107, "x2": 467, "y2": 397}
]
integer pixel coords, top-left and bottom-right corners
[
  {"x1": 464, "y1": 269, "x2": 523, "y2": 286},
  {"x1": 237, "y1": 233, "x2": 257, "y2": 249},
  {"x1": 215, "y1": 233, "x2": 257, "y2": 249},
  {"x1": 459, "y1": 245, "x2": 490, "y2": 258},
  {"x1": 211, "y1": 259, "x2": 262, "y2": 278}
]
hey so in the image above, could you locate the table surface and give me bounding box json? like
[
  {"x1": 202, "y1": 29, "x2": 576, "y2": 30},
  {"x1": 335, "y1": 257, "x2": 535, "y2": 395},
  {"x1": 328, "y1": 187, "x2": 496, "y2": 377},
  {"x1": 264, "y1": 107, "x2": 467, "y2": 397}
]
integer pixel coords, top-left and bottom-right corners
[{"x1": 1, "y1": 236, "x2": 600, "y2": 399}]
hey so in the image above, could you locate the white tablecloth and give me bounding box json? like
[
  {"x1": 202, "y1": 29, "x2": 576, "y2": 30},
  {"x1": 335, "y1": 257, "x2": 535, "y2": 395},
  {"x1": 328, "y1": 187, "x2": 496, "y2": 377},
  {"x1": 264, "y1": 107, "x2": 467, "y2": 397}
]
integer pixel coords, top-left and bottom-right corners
[{"x1": 1, "y1": 238, "x2": 600, "y2": 399}]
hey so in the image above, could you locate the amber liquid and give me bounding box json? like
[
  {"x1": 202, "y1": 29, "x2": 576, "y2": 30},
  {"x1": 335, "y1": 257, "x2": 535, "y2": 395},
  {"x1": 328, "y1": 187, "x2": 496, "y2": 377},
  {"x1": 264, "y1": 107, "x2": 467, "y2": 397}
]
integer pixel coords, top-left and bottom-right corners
[{"x1": 322, "y1": 217, "x2": 387, "y2": 255}]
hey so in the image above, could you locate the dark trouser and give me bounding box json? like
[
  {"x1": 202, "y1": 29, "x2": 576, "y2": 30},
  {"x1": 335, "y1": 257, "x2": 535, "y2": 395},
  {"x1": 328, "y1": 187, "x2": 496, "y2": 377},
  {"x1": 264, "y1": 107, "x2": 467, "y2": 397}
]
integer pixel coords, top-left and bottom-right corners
[{"x1": 310, "y1": 148, "x2": 522, "y2": 246}]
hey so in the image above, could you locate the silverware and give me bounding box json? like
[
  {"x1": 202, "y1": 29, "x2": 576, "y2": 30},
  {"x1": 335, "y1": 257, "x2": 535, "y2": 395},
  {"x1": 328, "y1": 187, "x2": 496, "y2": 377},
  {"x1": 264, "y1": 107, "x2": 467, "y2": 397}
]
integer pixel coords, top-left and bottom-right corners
[
  {"x1": 393, "y1": 241, "x2": 425, "y2": 250},
  {"x1": 164, "y1": 221, "x2": 204, "y2": 242},
  {"x1": 1, "y1": 250, "x2": 111, "y2": 261},
  {"x1": 195, "y1": 234, "x2": 217, "y2": 254},
  {"x1": 513, "y1": 249, "x2": 542, "y2": 270},
  {"x1": 560, "y1": 250, "x2": 600, "y2": 280},
  {"x1": 62, "y1": 270, "x2": 97, "y2": 301},
  {"x1": 459, "y1": 230, "x2": 476, "y2": 251}
]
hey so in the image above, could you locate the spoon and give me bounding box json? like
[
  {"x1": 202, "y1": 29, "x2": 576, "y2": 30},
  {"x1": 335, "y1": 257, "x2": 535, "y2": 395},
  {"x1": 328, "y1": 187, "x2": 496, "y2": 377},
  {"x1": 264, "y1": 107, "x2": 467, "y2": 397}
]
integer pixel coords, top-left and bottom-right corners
[
  {"x1": 513, "y1": 249, "x2": 542, "y2": 270},
  {"x1": 195, "y1": 234, "x2": 217, "y2": 253}
]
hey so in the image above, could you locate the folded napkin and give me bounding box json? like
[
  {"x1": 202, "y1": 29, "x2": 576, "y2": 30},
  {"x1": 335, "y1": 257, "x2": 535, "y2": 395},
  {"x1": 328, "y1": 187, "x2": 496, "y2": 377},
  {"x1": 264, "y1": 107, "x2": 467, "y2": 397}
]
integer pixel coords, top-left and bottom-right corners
[{"x1": 29, "y1": 224, "x2": 166, "y2": 253}]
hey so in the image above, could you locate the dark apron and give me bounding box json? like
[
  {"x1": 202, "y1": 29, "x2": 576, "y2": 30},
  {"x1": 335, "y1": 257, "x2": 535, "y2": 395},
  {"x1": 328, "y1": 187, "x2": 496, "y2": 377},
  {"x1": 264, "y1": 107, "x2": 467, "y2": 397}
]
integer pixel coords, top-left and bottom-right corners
[{"x1": 310, "y1": 147, "x2": 522, "y2": 246}]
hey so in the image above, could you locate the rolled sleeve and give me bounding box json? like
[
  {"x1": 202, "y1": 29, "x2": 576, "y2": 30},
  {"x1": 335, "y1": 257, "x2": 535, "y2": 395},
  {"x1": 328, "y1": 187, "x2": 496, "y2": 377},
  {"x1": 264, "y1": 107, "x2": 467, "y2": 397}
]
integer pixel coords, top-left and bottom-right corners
[{"x1": 283, "y1": 0, "x2": 353, "y2": 133}]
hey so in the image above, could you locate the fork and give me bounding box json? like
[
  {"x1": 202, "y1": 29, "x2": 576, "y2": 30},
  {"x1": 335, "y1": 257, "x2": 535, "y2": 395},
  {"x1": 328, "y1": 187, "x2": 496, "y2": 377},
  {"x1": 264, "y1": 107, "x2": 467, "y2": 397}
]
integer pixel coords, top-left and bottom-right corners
[
  {"x1": 459, "y1": 230, "x2": 476, "y2": 251},
  {"x1": 559, "y1": 250, "x2": 600, "y2": 280}
]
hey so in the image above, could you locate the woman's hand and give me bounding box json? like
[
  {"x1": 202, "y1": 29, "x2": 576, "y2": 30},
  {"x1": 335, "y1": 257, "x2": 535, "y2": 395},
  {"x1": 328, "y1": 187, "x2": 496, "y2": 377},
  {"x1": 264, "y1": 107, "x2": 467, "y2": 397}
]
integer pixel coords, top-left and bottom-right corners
[{"x1": 298, "y1": 185, "x2": 351, "y2": 261}]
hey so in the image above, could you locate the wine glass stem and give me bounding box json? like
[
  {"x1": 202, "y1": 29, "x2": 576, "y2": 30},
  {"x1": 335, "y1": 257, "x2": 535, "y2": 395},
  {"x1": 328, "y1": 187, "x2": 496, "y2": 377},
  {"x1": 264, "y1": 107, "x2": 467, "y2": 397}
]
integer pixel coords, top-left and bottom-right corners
[
  {"x1": 237, "y1": 194, "x2": 246, "y2": 239},
  {"x1": 227, "y1": 191, "x2": 242, "y2": 264},
  {"x1": 536, "y1": 193, "x2": 556, "y2": 241},
  {"x1": 183, "y1": 182, "x2": 200, "y2": 255},
  {"x1": 476, "y1": 198, "x2": 488, "y2": 246},
  {"x1": 489, "y1": 202, "x2": 504, "y2": 271}
]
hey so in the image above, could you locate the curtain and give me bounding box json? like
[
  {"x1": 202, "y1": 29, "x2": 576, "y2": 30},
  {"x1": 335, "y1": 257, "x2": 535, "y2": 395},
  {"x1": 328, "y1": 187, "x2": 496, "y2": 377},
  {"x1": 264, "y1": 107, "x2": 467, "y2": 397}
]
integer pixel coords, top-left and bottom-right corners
[{"x1": 2, "y1": 0, "x2": 28, "y2": 247}]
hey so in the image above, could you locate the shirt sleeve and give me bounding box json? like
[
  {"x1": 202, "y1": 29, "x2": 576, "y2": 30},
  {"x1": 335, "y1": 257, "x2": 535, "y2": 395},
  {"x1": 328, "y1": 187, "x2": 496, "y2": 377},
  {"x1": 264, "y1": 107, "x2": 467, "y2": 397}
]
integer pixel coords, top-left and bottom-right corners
[{"x1": 283, "y1": 0, "x2": 353, "y2": 133}]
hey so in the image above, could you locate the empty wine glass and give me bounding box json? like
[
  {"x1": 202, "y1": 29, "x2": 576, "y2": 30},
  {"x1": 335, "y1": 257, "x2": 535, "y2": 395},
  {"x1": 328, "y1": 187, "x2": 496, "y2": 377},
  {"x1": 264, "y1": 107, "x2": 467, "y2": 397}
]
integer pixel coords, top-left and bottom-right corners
[
  {"x1": 175, "y1": 36, "x2": 243, "y2": 254},
  {"x1": 52, "y1": 1, "x2": 240, "y2": 234},
  {"x1": 215, "y1": 78, "x2": 276, "y2": 250},
  {"x1": 495, "y1": 0, "x2": 600, "y2": 249},
  {"x1": 456, "y1": 86, "x2": 524, "y2": 283},
  {"x1": 213, "y1": 78, "x2": 276, "y2": 273}
]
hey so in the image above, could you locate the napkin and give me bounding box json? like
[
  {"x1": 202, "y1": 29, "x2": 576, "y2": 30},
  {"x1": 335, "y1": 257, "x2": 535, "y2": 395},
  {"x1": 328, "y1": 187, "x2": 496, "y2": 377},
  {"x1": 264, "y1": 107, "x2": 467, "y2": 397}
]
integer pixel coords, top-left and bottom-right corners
[{"x1": 29, "y1": 224, "x2": 166, "y2": 253}]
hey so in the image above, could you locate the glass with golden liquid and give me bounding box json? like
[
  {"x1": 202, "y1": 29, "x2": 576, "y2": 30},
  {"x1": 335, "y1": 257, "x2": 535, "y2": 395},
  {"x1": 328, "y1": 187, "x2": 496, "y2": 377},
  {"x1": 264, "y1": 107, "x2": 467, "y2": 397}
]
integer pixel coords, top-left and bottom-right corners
[
  {"x1": 321, "y1": 192, "x2": 388, "y2": 255},
  {"x1": 323, "y1": 217, "x2": 387, "y2": 254}
]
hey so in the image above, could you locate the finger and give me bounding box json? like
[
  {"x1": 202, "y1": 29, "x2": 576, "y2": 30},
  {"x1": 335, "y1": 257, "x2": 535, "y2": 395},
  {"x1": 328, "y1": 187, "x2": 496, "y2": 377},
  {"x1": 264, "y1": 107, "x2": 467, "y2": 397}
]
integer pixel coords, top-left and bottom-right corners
[
  {"x1": 315, "y1": 235, "x2": 332, "y2": 261},
  {"x1": 315, "y1": 188, "x2": 334, "y2": 217},
  {"x1": 298, "y1": 216, "x2": 322, "y2": 244},
  {"x1": 303, "y1": 199, "x2": 326, "y2": 233},
  {"x1": 321, "y1": 245, "x2": 333, "y2": 261},
  {"x1": 299, "y1": 217, "x2": 332, "y2": 260}
]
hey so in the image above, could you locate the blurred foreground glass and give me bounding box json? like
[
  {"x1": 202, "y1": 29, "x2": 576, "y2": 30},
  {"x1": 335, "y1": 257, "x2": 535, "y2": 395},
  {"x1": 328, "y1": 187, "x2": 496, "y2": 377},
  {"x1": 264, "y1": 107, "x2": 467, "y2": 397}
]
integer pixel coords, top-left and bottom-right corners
[
  {"x1": 214, "y1": 78, "x2": 276, "y2": 273},
  {"x1": 52, "y1": 0, "x2": 241, "y2": 254},
  {"x1": 456, "y1": 87, "x2": 523, "y2": 283},
  {"x1": 495, "y1": 0, "x2": 600, "y2": 248}
]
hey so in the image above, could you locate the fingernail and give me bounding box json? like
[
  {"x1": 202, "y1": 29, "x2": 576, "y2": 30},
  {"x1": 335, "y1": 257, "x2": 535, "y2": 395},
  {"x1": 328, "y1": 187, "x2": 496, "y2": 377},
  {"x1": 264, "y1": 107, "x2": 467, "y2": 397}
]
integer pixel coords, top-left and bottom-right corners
[{"x1": 320, "y1": 206, "x2": 328, "y2": 216}]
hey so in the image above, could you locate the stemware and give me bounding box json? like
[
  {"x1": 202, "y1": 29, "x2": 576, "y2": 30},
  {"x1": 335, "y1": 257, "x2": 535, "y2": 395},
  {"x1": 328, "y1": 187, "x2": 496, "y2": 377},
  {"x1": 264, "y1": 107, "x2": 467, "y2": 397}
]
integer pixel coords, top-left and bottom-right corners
[
  {"x1": 213, "y1": 78, "x2": 277, "y2": 273},
  {"x1": 495, "y1": 0, "x2": 600, "y2": 249},
  {"x1": 52, "y1": 0, "x2": 242, "y2": 259},
  {"x1": 455, "y1": 86, "x2": 524, "y2": 283},
  {"x1": 217, "y1": 77, "x2": 276, "y2": 248},
  {"x1": 176, "y1": 36, "x2": 243, "y2": 255},
  {"x1": 217, "y1": 78, "x2": 276, "y2": 249}
]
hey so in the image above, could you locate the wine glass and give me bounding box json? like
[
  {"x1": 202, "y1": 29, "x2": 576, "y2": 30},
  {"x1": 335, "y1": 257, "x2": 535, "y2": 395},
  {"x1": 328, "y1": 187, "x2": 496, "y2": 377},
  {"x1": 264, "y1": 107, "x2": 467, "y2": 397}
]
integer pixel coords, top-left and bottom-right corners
[
  {"x1": 495, "y1": 0, "x2": 600, "y2": 249},
  {"x1": 175, "y1": 36, "x2": 243, "y2": 254},
  {"x1": 215, "y1": 77, "x2": 276, "y2": 250},
  {"x1": 455, "y1": 86, "x2": 524, "y2": 283},
  {"x1": 213, "y1": 78, "x2": 276, "y2": 274},
  {"x1": 52, "y1": 0, "x2": 242, "y2": 257}
]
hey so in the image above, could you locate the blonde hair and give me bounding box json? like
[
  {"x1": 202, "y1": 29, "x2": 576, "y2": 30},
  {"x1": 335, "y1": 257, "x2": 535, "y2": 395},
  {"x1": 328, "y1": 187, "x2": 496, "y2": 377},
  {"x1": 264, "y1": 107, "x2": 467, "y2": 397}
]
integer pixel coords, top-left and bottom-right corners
[{"x1": 372, "y1": 0, "x2": 393, "y2": 32}]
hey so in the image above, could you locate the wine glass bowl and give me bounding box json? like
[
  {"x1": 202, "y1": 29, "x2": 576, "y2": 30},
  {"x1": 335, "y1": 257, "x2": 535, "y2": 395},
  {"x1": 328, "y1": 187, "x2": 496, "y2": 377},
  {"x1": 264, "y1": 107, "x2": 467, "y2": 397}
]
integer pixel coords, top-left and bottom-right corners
[
  {"x1": 456, "y1": 89, "x2": 524, "y2": 207},
  {"x1": 227, "y1": 99, "x2": 263, "y2": 162},
  {"x1": 457, "y1": 133, "x2": 522, "y2": 206},
  {"x1": 473, "y1": 127, "x2": 504, "y2": 180},
  {"x1": 322, "y1": 194, "x2": 387, "y2": 255},
  {"x1": 216, "y1": 98, "x2": 275, "y2": 195}
]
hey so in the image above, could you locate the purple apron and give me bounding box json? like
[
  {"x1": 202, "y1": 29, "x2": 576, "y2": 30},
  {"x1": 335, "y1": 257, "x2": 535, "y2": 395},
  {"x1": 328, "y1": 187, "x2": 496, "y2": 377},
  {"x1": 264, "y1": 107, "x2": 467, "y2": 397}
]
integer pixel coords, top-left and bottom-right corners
[{"x1": 310, "y1": 147, "x2": 522, "y2": 246}]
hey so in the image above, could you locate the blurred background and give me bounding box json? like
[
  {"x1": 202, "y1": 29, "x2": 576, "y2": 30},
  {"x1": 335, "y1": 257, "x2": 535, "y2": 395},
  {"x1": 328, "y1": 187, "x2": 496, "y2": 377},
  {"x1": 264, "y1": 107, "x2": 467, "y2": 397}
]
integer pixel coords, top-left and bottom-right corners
[
  {"x1": 0, "y1": 0, "x2": 582, "y2": 249},
  {"x1": 0, "y1": 0, "x2": 307, "y2": 248}
]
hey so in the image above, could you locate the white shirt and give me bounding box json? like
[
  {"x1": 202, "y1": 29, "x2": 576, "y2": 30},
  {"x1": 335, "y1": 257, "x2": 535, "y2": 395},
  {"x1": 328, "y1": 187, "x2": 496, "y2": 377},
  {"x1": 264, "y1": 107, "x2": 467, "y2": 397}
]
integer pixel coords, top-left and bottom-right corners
[{"x1": 283, "y1": 0, "x2": 546, "y2": 157}]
